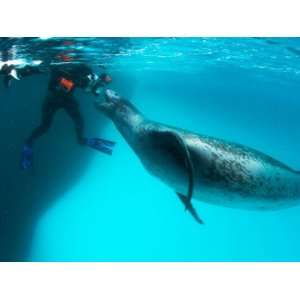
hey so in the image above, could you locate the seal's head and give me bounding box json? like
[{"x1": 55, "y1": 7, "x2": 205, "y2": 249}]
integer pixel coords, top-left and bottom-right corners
[
  {"x1": 95, "y1": 89, "x2": 144, "y2": 143},
  {"x1": 96, "y1": 89, "x2": 142, "y2": 122}
]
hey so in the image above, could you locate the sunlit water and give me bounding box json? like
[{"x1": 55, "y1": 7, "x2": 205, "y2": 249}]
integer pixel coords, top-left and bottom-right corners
[{"x1": 2, "y1": 37, "x2": 300, "y2": 261}]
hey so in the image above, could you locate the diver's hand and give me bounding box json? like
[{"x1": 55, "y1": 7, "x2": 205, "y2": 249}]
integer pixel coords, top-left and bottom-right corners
[{"x1": 92, "y1": 89, "x2": 101, "y2": 97}]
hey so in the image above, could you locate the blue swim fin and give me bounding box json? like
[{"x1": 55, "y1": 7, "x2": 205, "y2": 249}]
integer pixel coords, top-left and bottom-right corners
[
  {"x1": 21, "y1": 144, "x2": 33, "y2": 170},
  {"x1": 85, "y1": 137, "x2": 115, "y2": 155}
]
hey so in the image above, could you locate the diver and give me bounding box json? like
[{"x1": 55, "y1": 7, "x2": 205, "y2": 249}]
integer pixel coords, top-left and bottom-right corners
[
  {"x1": 18, "y1": 63, "x2": 115, "y2": 170},
  {"x1": 0, "y1": 64, "x2": 20, "y2": 87},
  {"x1": 0, "y1": 63, "x2": 45, "y2": 88}
]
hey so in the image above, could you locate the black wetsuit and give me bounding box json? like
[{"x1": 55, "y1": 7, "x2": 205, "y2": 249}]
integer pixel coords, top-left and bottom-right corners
[{"x1": 26, "y1": 64, "x2": 100, "y2": 146}]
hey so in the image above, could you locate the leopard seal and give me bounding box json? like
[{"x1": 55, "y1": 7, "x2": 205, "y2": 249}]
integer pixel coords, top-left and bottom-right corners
[{"x1": 96, "y1": 89, "x2": 300, "y2": 224}]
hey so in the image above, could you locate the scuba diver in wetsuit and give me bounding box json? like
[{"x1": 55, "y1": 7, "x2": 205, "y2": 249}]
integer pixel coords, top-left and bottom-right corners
[
  {"x1": 0, "y1": 63, "x2": 44, "y2": 87},
  {"x1": 8, "y1": 63, "x2": 115, "y2": 170}
]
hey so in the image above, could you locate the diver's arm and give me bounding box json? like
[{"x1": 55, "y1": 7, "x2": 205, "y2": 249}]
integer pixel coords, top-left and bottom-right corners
[
  {"x1": 84, "y1": 84, "x2": 104, "y2": 97},
  {"x1": 91, "y1": 80, "x2": 106, "y2": 96},
  {"x1": 79, "y1": 70, "x2": 111, "y2": 96},
  {"x1": 18, "y1": 65, "x2": 48, "y2": 78},
  {"x1": 83, "y1": 75, "x2": 106, "y2": 96},
  {"x1": 2, "y1": 65, "x2": 47, "y2": 88},
  {"x1": 87, "y1": 74, "x2": 112, "y2": 96}
]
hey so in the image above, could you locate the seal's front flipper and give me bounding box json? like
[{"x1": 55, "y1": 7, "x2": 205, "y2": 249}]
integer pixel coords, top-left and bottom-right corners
[
  {"x1": 148, "y1": 130, "x2": 204, "y2": 224},
  {"x1": 171, "y1": 132, "x2": 205, "y2": 225},
  {"x1": 177, "y1": 193, "x2": 204, "y2": 224}
]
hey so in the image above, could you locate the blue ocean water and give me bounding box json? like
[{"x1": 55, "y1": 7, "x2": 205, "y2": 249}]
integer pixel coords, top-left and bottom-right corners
[{"x1": 1, "y1": 37, "x2": 300, "y2": 261}]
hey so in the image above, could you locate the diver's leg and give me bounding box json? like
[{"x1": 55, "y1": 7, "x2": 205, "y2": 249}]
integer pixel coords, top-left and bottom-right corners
[
  {"x1": 21, "y1": 95, "x2": 59, "y2": 170},
  {"x1": 63, "y1": 98, "x2": 86, "y2": 145},
  {"x1": 64, "y1": 98, "x2": 115, "y2": 155},
  {"x1": 26, "y1": 96, "x2": 58, "y2": 147}
]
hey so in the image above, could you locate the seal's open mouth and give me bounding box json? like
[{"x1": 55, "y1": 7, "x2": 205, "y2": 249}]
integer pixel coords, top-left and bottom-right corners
[{"x1": 95, "y1": 89, "x2": 120, "y2": 113}]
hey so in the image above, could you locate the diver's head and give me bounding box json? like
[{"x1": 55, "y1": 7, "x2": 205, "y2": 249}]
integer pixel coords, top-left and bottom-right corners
[
  {"x1": 95, "y1": 89, "x2": 142, "y2": 123},
  {"x1": 90, "y1": 73, "x2": 112, "y2": 96}
]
